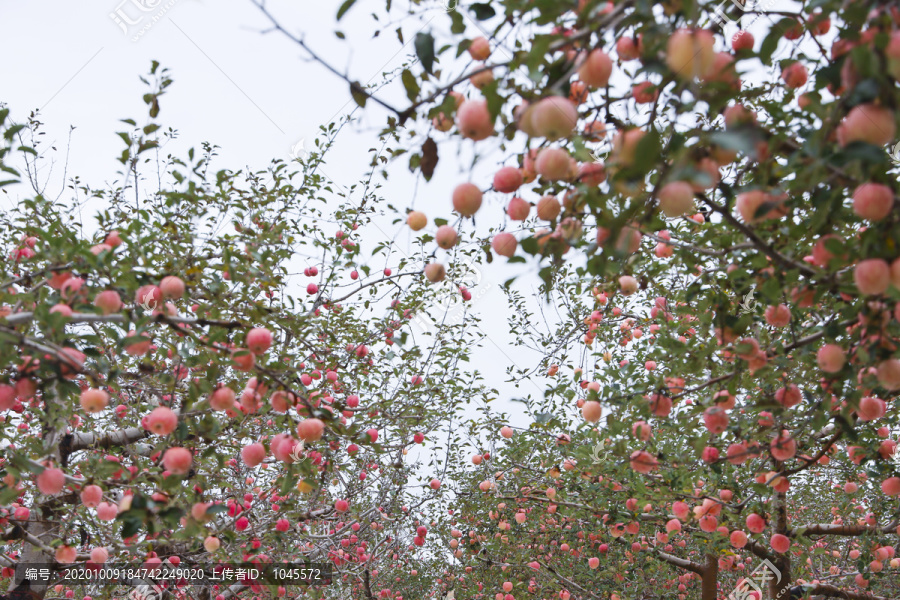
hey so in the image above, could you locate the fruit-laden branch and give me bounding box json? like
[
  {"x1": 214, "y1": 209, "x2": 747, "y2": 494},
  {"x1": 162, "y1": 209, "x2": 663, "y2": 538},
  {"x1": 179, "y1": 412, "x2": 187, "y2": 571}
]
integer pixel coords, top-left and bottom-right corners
[
  {"x1": 2, "y1": 311, "x2": 244, "y2": 329},
  {"x1": 250, "y1": 0, "x2": 633, "y2": 124},
  {"x1": 0, "y1": 327, "x2": 99, "y2": 379},
  {"x1": 696, "y1": 195, "x2": 817, "y2": 278},
  {"x1": 4, "y1": 523, "x2": 88, "y2": 563},
  {"x1": 651, "y1": 547, "x2": 705, "y2": 575},
  {"x1": 249, "y1": 0, "x2": 406, "y2": 119},
  {"x1": 779, "y1": 320, "x2": 855, "y2": 354},
  {"x1": 219, "y1": 582, "x2": 246, "y2": 600},
  {"x1": 363, "y1": 568, "x2": 375, "y2": 600},
  {"x1": 806, "y1": 583, "x2": 891, "y2": 600},
  {"x1": 10, "y1": 384, "x2": 64, "y2": 600},
  {"x1": 612, "y1": 536, "x2": 703, "y2": 574},
  {"x1": 327, "y1": 270, "x2": 427, "y2": 306},
  {"x1": 640, "y1": 231, "x2": 755, "y2": 256},
  {"x1": 0, "y1": 263, "x2": 75, "y2": 290},
  {"x1": 537, "y1": 560, "x2": 606, "y2": 599},
  {"x1": 799, "y1": 520, "x2": 900, "y2": 536},
  {"x1": 784, "y1": 430, "x2": 842, "y2": 476},
  {"x1": 744, "y1": 538, "x2": 775, "y2": 563},
  {"x1": 66, "y1": 426, "x2": 150, "y2": 452}
]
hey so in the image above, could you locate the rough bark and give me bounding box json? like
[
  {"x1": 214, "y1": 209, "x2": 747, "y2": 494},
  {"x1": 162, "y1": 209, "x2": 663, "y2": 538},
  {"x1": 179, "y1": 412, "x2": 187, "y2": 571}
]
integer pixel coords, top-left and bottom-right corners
[
  {"x1": 701, "y1": 553, "x2": 718, "y2": 600},
  {"x1": 771, "y1": 491, "x2": 791, "y2": 599},
  {"x1": 8, "y1": 383, "x2": 70, "y2": 600}
]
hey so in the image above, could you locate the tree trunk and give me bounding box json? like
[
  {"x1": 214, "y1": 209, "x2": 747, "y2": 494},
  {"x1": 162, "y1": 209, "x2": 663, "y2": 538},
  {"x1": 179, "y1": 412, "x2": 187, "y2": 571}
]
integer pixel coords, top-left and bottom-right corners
[
  {"x1": 9, "y1": 383, "x2": 64, "y2": 600},
  {"x1": 701, "y1": 553, "x2": 718, "y2": 600},
  {"x1": 770, "y1": 553, "x2": 791, "y2": 599},
  {"x1": 9, "y1": 518, "x2": 52, "y2": 600},
  {"x1": 771, "y1": 491, "x2": 792, "y2": 598}
]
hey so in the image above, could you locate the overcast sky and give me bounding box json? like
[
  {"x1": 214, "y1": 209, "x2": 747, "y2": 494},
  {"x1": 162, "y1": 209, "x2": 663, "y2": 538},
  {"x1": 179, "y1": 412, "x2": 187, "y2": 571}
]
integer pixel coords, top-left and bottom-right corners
[
  {"x1": 0, "y1": 0, "x2": 552, "y2": 460},
  {"x1": 0, "y1": 0, "x2": 815, "y2": 464}
]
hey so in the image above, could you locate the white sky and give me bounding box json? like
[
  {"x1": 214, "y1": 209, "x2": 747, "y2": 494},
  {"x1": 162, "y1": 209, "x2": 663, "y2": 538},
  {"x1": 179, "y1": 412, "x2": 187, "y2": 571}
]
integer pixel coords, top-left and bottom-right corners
[
  {"x1": 0, "y1": 0, "x2": 549, "y2": 458},
  {"x1": 0, "y1": 0, "x2": 817, "y2": 465}
]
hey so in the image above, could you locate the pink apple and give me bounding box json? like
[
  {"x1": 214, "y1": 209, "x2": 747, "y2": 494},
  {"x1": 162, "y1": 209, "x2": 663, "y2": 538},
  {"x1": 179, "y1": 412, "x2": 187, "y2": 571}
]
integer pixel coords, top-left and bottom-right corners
[
  {"x1": 536, "y1": 196, "x2": 561, "y2": 221},
  {"x1": 854, "y1": 259, "x2": 890, "y2": 295},
  {"x1": 241, "y1": 443, "x2": 267, "y2": 467},
  {"x1": 666, "y1": 28, "x2": 715, "y2": 79},
  {"x1": 629, "y1": 450, "x2": 659, "y2": 474},
  {"x1": 147, "y1": 407, "x2": 178, "y2": 436},
  {"x1": 581, "y1": 401, "x2": 602, "y2": 422},
  {"x1": 80, "y1": 388, "x2": 109, "y2": 414},
  {"x1": 424, "y1": 263, "x2": 446, "y2": 282},
  {"x1": 507, "y1": 196, "x2": 530, "y2": 221},
  {"x1": 764, "y1": 304, "x2": 791, "y2": 327},
  {"x1": 770, "y1": 533, "x2": 790, "y2": 554},
  {"x1": 452, "y1": 183, "x2": 483, "y2": 217},
  {"x1": 246, "y1": 327, "x2": 273, "y2": 354},
  {"x1": 535, "y1": 147, "x2": 573, "y2": 181},
  {"x1": 407, "y1": 211, "x2": 427, "y2": 231},
  {"x1": 839, "y1": 103, "x2": 896, "y2": 147},
  {"x1": 530, "y1": 96, "x2": 578, "y2": 141},
  {"x1": 81, "y1": 485, "x2": 103, "y2": 507},
  {"x1": 36, "y1": 467, "x2": 65, "y2": 495},
  {"x1": 817, "y1": 344, "x2": 845, "y2": 373},
  {"x1": 456, "y1": 99, "x2": 494, "y2": 141},
  {"x1": 435, "y1": 225, "x2": 459, "y2": 249},
  {"x1": 493, "y1": 166, "x2": 523, "y2": 193},
  {"x1": 853, "y1": 183, "x2": 894, "y2": 221},
  {"x1": 93, "y1": 290, "x2": 123, "y2": 315},
  {"x1": 731, "y1": 30, "x2": 754, "y2": 51},
  {"x1": 877, "y1": 359, "x2": 900, "y2": 390},
  {"x1": 657, "y1": 181, "x2": 695, "y2": 217},
  {"x1": 781, "y1": 62, "x2": 808, "y2": 88},
  {"x1": 159, "y1": 276, "x2": 186, "y2": 299},
  {"x1": 162, "y1": 447, "x2": 193, "y2": 475},
  {"x1": 578, "y1": 49, "x2": 613, "y2": 88},
  {"x1": 491, "y1": 233, "x2": 517, "y2": 258},
  {"x1": 297, "y1": 418, "x2": 325, "y2": 442}
]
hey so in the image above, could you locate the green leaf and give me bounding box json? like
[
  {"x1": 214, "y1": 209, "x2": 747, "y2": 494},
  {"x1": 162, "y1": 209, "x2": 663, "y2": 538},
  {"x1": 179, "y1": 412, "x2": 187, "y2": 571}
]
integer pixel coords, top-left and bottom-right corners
[
  {"x1": 119, "y1": 514, "x2": 143, "y2": 538},
  {"x1": 535, "y1": 411, "x2": 553, "y2": 425},
  {"x1": 401, "y1": 69, "x2": 420, "y2": 102},
  {"x1": 759, "y1": 21, "x2": 790, "y2": 65},
  {"x1": 415, "y1": 33, "x2": 436, "y2": 75},
  {"x1": 832, "y1": 142, "x2": 890, "y2": 167},
  {"x1": 336, "y1": 0, "x2": 357, "y2": 20},
  {"x1": 709, "y1": 131, "x2": 760, "y2": 155},
  {"x1": 469, "y1": 3, "x2": 496, "y2": 20},
  {"x1": 449, "y1": 10, "x2": 465, "y2": 34},
  {"x1": 350, "y1": 81, "x2": 368, "y2": 108},
  {"x1": 3, "y1": 125, "x2": 25, "y2": 141}
]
